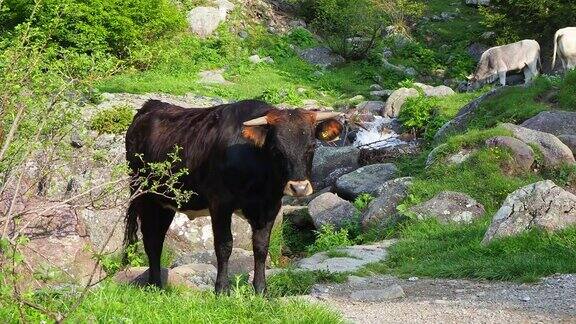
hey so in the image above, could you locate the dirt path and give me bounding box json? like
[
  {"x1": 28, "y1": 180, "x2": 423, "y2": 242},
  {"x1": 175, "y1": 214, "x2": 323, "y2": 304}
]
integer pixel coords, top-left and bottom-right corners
[{"x1": 309, "y1": 274, "x2": 576, "y2": 323}]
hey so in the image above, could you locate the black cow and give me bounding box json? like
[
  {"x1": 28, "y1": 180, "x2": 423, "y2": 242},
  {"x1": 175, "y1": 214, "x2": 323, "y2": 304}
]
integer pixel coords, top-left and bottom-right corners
[{"x1": 123, "y1": 99, "x2": 342, "y2": 293}]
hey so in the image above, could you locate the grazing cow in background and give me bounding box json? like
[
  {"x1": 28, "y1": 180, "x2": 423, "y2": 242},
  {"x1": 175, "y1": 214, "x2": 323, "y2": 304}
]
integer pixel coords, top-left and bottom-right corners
[
  {"x1": 552, "y1": 27, "x2": 576, "y2": 71},
  {"x1": 466, "y1": 39, "x2": 541, "y2": 90},
  {"x1": 123, "y1": 99, "x2": 342, "y2": 293}
]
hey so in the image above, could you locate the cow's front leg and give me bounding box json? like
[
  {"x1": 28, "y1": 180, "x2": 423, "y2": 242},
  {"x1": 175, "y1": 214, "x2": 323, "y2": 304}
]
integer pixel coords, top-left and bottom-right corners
[
  {"x1": 210, "y1": 205, "x2": 233, "y2": 294},
  {"x1": 251, "y1": 218, "x2": 275, "y2": 294}
]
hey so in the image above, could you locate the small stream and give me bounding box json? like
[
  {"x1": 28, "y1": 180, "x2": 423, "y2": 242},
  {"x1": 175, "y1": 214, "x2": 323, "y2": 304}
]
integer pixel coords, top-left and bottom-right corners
[{"x1": 352, "y1": 116, "x2": 407, "y2": 150}]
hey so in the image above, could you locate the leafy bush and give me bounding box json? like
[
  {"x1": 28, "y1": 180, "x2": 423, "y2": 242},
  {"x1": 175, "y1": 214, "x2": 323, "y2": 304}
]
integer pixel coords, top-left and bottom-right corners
[
  {"x1": 286, "y1": 27, "x2": 318, "y2": 48},
  {"x1": 353, "y1": 193, "x2": 375, "y2": 211},
  {"x1": 1, "y1": 0, "x2": 185, "y2": 60},
  {"x1": 479, "y1": 0, "x2": 576, "y2": 45},
  {"x1": 89, "y1": 105, "x2": 135, "y2": 134},
  {"x1": 558, "y1": 70, "x2": 576, "y2": 111},
  {"x1": 306, "y1": 224, "x2": 353, "y2": 254},
  {"x1": 398, "y1": 94, "x2": 439, "y2": 134},
  {"x1": 297, "y1": 0, "x2": 423, "y2": 59}
]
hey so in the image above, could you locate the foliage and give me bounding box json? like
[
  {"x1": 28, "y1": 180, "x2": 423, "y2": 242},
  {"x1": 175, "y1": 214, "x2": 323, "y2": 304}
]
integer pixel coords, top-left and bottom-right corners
[
  {"x1": 381, "y1": 219, "x2": 576, "y2": 282},
  {"x1": 297, "y1": 0, "x2": 424, "y2": 59},
  {"x1": 558, "y1": 70, "x2": 576, "y2": 111},
  {"x1": 89, "y1": 105, "x2": 134, "y2": 134},
  {"x1": 1, "y1": 0, "x2": 185, "y2": 62},
  {"x1": 306, "y1": 224, "x2": 353, "y2": 254},
  {"x1": 465, "y1": 77, "x2": 553, "y2": 131},
  {"x1": 352, "y1": 193, "x2": 375, "y2": 211},
  {"x1": 398, "y1": 94, "x2": 439, "y2": 134},
  {"x1": 286, "y1": 27, "x2": 318, "y2": 48},
  {"x1": 479, "y1": 0, "x2": 576, "y2": 45},
  {"x1": 0, "y1": 281, "x2": 343, "y2": 323},
  {"x1": 268, "y1": 224, "x2": 285, "y2": 268},
  {"x1": 99, "y1": 243, "x2": 173, "y2": 275},
  {"x1": 267, "y1": 269, "x2": 347, "y2": 297}
]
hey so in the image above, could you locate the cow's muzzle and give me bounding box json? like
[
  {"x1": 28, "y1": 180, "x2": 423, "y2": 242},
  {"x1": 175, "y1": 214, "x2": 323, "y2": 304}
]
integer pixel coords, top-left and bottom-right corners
[{"x1": 284, "y1": 180, "x2": 313, "y2": 197}]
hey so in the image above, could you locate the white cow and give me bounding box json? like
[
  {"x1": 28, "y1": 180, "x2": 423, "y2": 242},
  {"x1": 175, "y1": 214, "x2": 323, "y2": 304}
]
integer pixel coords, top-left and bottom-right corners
[
  {"x1": 467, "y1": 39, "x2": 541, "y2": 90},
  {"x1": 552, "y1": 27, "x2": 576, "y2": 71}
]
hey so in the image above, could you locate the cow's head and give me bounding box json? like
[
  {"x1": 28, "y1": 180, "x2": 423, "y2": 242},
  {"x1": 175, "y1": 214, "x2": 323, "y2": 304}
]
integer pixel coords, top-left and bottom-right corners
[{"x1": 242, "y1": 109, "x2": 343, "y2": 197}]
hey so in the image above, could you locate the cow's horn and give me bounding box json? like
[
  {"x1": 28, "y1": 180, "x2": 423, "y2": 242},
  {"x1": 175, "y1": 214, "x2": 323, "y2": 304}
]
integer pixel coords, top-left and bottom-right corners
[
  {"x1": 243, "y1": 116, "x2": 268, "y2": 126},
  {"x1": 315, "y1": 111, "x2": 343, "y2": 122}
]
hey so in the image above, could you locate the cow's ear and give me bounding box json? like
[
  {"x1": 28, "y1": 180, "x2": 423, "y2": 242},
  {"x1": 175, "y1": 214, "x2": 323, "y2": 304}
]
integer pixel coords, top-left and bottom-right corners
[
  {"x1": 315, "y1": 119, "x2": 343, "y2": 142},
  {"x1": 242, "y1": 126, "x2": 268, "y2": 147}
]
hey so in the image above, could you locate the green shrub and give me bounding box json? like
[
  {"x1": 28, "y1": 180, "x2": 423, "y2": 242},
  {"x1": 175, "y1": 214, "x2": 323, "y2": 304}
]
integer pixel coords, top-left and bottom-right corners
[
  {"x1": 286, "y1": 27, "x2": 318, "y2": 48},
  {"x1": 89, "y1": 105, "x2": 135, "y2": 134},
  {"x1": 353, "y1": 193, "x2": 375, "y2": 211},
  {"x1": 558, "y1": 70, "x2": 576, "y2": 111},
  {"x1": 480, "y1": 0, "x2": 576, "y2": 45},
  {"x1": 297, "y1": 0, "x2": 423, "y2": 59},
  {"x1": 1, "y1": 0, "x2": 185, "y2": 60},
  {"x1": 306, "y1": 224, "x2": 353, "y2": 254},
  {"x1": 398, "y1": 94, "x2": 439, "y2": 133}
]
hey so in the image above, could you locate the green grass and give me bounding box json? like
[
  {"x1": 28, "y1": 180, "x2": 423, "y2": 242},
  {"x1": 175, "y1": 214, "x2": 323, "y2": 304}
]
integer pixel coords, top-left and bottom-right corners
[
  {"x1": 376, "y1": 219, "x2": 576, "y2": 283},
  {"x1": 0, "y1": 281, "x2": 343, "y2": 323},
  {"x1": 267, "y1": 269, "x2": 347, "y2": 298}
]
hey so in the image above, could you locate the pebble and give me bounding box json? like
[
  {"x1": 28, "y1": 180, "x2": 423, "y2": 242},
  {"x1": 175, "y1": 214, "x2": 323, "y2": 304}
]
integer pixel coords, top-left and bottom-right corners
[
  {"x1": 408, "y1": 277, "x2": 419, "y2": 282},
  {"x1": 521, "y1": 296, "x2": 531, "y2": 302}
]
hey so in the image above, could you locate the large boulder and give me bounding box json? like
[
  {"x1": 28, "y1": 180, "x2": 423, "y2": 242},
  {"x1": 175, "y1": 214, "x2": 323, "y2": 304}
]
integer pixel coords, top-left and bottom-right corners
[
  {"x1": 308, "y1": 192, "x2": 357, "y2": 230},
  {"x1": 312, "y1": 146, "x2": 359, "y2": 189},
  {"x1": 521, "y1": 111, "x2": 576, "y2": 137},
  {"x1": 114, "y1": 267, "x2": 190, "y2": 288},
  {"x1": 558, "y1": 135, "x2": 576, "y2": 157},
  {"x1": 434, "y1": 87, "x2": 508, "y2": 142},
  {"x1": 296, "y1": 47, "x2": 345, "y2": 68},
  {"x1": 482, "y1": 180, "x2": 576, "y2": 244},
  {"x1": 409, "y1": 191, "x2": 485, "y2": 224},
  {"x1": 362, "y1": 177, "x2": 413, "y2": 229},
  {"x1": 357, "y1": 101, "x2": 385, "y2": 116},
  {"x1": 172, "y1": 248, "x2": 259, "y2": 277},
  {"x1": 485, "y1": 136, "x2": 535, "y2": 172},
  {"x1": 187, "y1": 1, "x2": 234, "y2": 38},
  {"x1": 501, "y1": 123, "x2": 575, "y2": 167},
  {"x1": 1, "y1": 199, "x2": 105, "y2": 287},
  {"x1": 383, "y1": 88, "x2": 418, "y2": 117},
  {"x1": 334, "y1": 163, "x2": 399, "y2": 200},
  {"x1": 78, "y1": 207, "x2": 125, "y2": 255},
  {"x1": 413, "y1": 83, "x2": 455, "y2": 97},
  {"x1": 358, "y1": 142, "x2": 421, "y2": 165},
  {"x1": 166, "y1": 213, "x2": 252, "y2": 257},
  {"x1": 295, "y1": 240, "x2": 394, "y2": 273}
]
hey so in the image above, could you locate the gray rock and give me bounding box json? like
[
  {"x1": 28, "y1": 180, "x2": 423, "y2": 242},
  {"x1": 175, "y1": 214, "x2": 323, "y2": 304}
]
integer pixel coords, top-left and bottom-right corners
[
  {"x1": 296, "y1": 240, "x2": 394, "y2": 273},
  {"x1": 501, "y1": 123, "x2": 575, "y2": 167},
  {"x1": 308, "y1": 192, "x2": 357, "y2": 230},
  {"x1": 383, "y1": 88, "x2": 419, "y2": 117},
  {"x1": 166, "y1": 213, "x2": 252, "y2": 256},
  {"x1": 312, "y1": 146, "x2": 360, "y2": 189},
  {"x1": 187, "y1": 6, "x2": 227, "y2": 38},
  {"x1": 335, "y1": 163, "x2": 399, "y2": 200},
  {"x1": 370, "y1": 84, "x2": 383, "y2": 91},
  {"x1": 172, "y1": 248, "x2": 259, "y2": 276},
  {"x1": 114, "y1": 267, "x2": 190, "y2": 288},
  {"x1": 414, "y1": 83, "x2": 455, "y2": 97},
  {"x1": 521, "y1": 111, "x2": 576, "y2": 137},
  {"x1": 248, "y1": 54, "x2": 262, "y2": 64},
  {"x1": 426, "y1": 145, "x2": 474, "y2": 168},
  {"x1": 482, "y1": 180, "x2": 576, "y2": 244},
  {"x1": 350, "y1": 285, "x2": 406, "y2": 301},
  {"x1": 558, "y1": 135, "x2": 576, "y2": 157},
  {"x1": 370, "y1": 90, "x2": 394, "y2": 98},
  {"x1": 486, "y1": 136, "x2": 535, "y2": 171},
  {"x1": 171, "y1": 263, "x2": 217, "y2": 288},
  {"x1": 362, "y1": 177, "x2": 413, "y2": 229},
  {"x1": 357, "y1": 101, "x2": 385, "y2": 115},
  {"x1": 434, "y1": 87, "x2": 508, "y2": 142},
  {"x1": 468, "y1": 43, "x2": 489, "y2": 62},
  {"x1": 466, "y1": 0, "x2": 490, "y2": 5},
  {"x1": 409, "y1": 191, "x2": 485, "y2": 224},
  {"x1": 198, "y1": 69, "x2": 231, "y2": 84},
  {"x1": 297, "y1": 47, "x2": 345, "y2": 68},
  {"x1": 78, "y1": 207, "x2": 125, "y2": 254}
]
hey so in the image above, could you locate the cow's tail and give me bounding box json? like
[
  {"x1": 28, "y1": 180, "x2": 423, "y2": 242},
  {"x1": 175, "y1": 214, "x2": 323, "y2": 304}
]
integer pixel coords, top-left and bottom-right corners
[
  {"x1": 552, "y1": 30, "x2": 560, "y2": 70},
  {"x1": 122, "y1": 200, "x2": 139, "y2": 265}
]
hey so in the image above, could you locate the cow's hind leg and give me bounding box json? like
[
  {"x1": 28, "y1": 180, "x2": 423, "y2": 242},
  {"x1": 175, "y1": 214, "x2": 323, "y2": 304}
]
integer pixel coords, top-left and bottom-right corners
[
  {"x1": 137, "y1": 197, "x2": 175, "y2": 288},
  {"x1": 498, "y1": 71, "x2": 507, "y2": 86},
  {"x1": 243, "y1": 203, "x2": 279, "y2": 294},
  {"x1": 210, "y1": 203, "x2": 234, "y2": 294}
]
